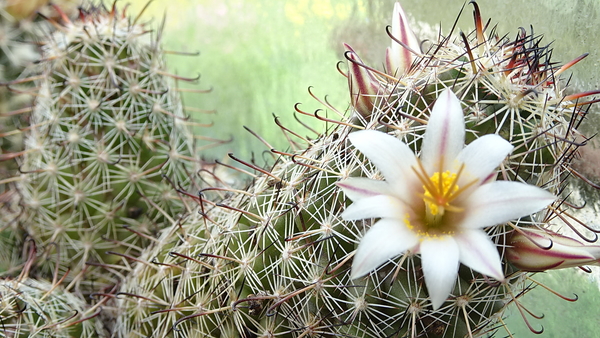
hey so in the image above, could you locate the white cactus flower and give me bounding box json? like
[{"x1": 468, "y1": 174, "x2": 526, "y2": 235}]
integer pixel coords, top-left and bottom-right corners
[{"x1": 338, "y1": 88, "x2": 555, "y2": 310}]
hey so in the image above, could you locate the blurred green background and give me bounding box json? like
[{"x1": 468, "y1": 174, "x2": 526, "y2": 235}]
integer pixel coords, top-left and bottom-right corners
[
  {"x1": 126, "y1": 0, "x2": 600, "y2": 336},
  {"x1": 126, "y1": 0, "x2": 600, "y2": 160}
]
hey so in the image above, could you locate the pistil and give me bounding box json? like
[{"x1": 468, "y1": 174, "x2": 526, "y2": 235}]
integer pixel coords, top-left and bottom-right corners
[{"x1": 412, "y1": 160, "x2": 478, "y2": 230}]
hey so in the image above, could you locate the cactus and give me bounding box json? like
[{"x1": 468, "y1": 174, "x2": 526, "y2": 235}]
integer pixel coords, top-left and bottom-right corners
[
  {"x1": 9, "y1": 2, "x2": 206, "y2": 294},
  {"x1": 0, "y1": 0, "x2": 49, "y2": 280},
  {"x1": 0, "y1": 277, "x2": 106, "y2": 337},
  {"x1": 350, "y1": 1, "x2": 592, "y2": 196},
  {"x1": 111, "y1": 2, "x2": 597, "y2": 338},
  {"x1": 112, "y1": 97, "x2": 536, "y2": 337},
  {"x1": 0, "y1": 1, "x2": 594, "y2": 337},
  {"x1": 0, "y1": 1, "x2": 38, "y2": 176}
]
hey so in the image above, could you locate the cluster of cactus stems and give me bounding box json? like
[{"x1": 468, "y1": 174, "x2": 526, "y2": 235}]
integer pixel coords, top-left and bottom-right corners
[
  {"x1": 1, "y1": 1, "x2": 600, "y2": 337},
  {"x1": 0, "y1": 1, "x2": 215, "y2": 336},
  {"x1": 9, "y1": 1, "x2": 209, "y2": 294}
]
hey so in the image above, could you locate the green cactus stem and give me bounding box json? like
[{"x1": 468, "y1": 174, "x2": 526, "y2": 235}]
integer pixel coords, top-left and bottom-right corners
[
  {"x1": 112, "y1": 2, "x2": 599, "y2": 337},
  {"x1": 9, "y1": 1, "x2": 209, "y2": 295}
]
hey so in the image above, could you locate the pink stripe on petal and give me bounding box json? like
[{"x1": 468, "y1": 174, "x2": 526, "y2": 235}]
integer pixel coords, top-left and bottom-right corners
[
  {"x1": 388, "y1": 2, "x2": 420, "y2": 75},
  {"x1": 345, "y1": 44, "x2": 380, "y2": 117},
  {"x1": 351, "y1": 218, "x2": 419, "y2": 279},
  {"x1": 336, "y1": 177, "x2": 391, "y2": 201},
  {"x1": 420, "y1": 89, "x2": 465, "y2": 173},
  {"x1": 506, "y1": 228, "x2": 600, "y2": 271},
  {"x1": 454, "y1": 230, "x2": 504, "y2": 281}
]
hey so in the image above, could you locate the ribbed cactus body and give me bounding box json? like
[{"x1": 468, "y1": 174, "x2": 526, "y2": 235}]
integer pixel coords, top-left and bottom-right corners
[
  {"x1": 15, "y1": 3, "x2": 199, "y2": 291},
  {"x1": 0, "y1": 277, "x2": 105, "y2": 337},
  {"x1": 113, "y1": 98, "x2": 533, "y2": 337},
  {"x1": 431, "y1": 27, "x2": 582, "y2": 193},
  {"x1": 112, "y1": 3, "x2": 594, "y2": 338}
]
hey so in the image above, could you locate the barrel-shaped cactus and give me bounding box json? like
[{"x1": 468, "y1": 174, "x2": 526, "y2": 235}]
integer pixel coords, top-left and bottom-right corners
[
  {"x1": 12, "y1": 2, "x2": 202, "y2": 293},
  {"x1": 112, "y1": 92, "x2": 545, "y2": 337},
  {"x1": 112, "y1": 3, "x2": 596, "y2": 337}
]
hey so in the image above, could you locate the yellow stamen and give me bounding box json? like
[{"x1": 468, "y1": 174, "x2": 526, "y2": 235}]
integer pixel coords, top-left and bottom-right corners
[
  {"x1": 412, "y1": 159, "x2": 482, "y2": 227},
  {"x1": 423, "y1": 171, "x2": 459, "y2": 216},
  {"x1": 412, "y1": 158, "x2": 437, "y2": 195}
]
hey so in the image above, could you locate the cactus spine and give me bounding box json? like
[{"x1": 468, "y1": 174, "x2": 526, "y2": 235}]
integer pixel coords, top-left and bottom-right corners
[
  {"x1": 112, "y1": 2, "x2": 597, "y2": 338},
  {"x1": 0, "y1": 1, "x2": 596, "y2": 337},
  {"x1": 0, "y1": 277, "x2": 107, "y2": 337},
  {"x1": 11, "y1": 2, "x2": 202, "y2": 295}
]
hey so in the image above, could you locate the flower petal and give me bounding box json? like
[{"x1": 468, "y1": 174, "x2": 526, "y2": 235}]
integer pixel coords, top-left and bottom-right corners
[
  {"x1": 348, "y1": 130, "x2": 418, "y2": 201},
  {"x1": 421, "y1": 237, "x2": 460, "y2": 310},
  {"x1": 454, "y1": 230, "x2": 504, "y2": 281},
  {"x1": 455, "y1": 134, "x2": 513, "y2": 185},
  {"x1": 351, "y1": 218, "x2": 419, "y2": 279},
  {"x1": 420, "y1": 89, "x2": 465, "y2": 173},
  {"x1": 341, "y1": 194, "x2": 407, "y2": 221},
  {"x1": 458, "y1": 181, "x2": 555, "y2": 229},
  {"x1": 336, "y1": 177, "x2": 392, "y2": 201}
]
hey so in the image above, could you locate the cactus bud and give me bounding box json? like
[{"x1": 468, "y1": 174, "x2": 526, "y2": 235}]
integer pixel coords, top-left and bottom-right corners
[
  {"x1": 506, "y1": 228, "x2": 600, "y2": 271},
  {"x1": 385, "y1": 2, "x2": 420, "y2": 76},
  {"x1": 344, "y1": 43, "x2": 380, "y2": 118}
]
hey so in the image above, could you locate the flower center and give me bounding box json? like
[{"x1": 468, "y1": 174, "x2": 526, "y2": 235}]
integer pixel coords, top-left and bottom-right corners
[
  {"x1": 423, "y1": 171, "x2": 459, "y2": 217},
  {"x1": 412, "y1": 159, "x2": 477, "y2": 232}
]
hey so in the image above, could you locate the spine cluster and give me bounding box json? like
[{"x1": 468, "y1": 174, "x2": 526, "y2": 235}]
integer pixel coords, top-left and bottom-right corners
[
  {"x1": 113, "y1": 3, "x2": 596, "y2": 338},
  {"x1": 0, "y1": 1, "x2": 597, "y2": 338},
  {"x1": 3, "y1": 2, "x2": 202, "y2": 295}
]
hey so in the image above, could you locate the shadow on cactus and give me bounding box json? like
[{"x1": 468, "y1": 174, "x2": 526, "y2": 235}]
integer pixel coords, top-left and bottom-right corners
[
  {"x1": 113, "y1": 2, "x2": 599, "y2": 338},
  {"x1": 0, "y1": 1, "x2": 222, "y2": 300}
]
